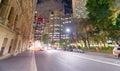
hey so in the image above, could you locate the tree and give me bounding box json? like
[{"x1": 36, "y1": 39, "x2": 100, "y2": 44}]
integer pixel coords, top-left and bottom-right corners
[
  {"x1": 59, "y1": 39, "x2": 66, "y2": 47},
  {"x1": 86, "y1": 0, "x2": 120, "y2": 45},
  {"x1": 116, "y1": 13, "x2": 120, "y2": 29},
  {"x1": 74, "y1": 18, "x2": 93, "y2": 48},
  {"x1": 42, "y1": 34, "x2": 49, "y2": 44},
  {"x1": 86, "y1": 0, "x2": 115, "y2": 30},
  {"x1": 106, "y1": 9, "x2": 120, "y2": 43},
  {"x1": 108, "y1": 13, "x2": 120, "y2": 43}
]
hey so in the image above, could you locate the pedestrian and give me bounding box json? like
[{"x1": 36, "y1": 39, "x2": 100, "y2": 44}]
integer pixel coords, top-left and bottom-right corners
[{"x1": 96, "y1": 47, "x2": 99, "y2": 52}]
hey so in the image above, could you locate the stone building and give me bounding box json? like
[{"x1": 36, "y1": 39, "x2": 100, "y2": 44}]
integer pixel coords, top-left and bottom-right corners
[{"x1": 0, "y1": 0, "x2": 36, "y2": 59}]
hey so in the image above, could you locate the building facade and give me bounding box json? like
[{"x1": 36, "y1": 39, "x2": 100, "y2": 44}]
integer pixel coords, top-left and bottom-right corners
[
  {"x1": 0, "y1": 0, "x2": 36, "y2": 58},
  {"x1": 46, "y1": 11, "x2": 74, "y2": 43},
  {"x1": 48, "y1": 11, "x2": 64, "y2": 42},
  {"x1": 34, "y1": 17, "x2": 46, "y2": 40},
  {"x1": 72, "y1": 0, "x2": 88, "y2": 18}
]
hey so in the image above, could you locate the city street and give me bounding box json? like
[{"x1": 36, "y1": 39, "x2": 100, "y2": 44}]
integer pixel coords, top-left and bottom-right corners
[
  {"x1": 0, "y1": 0, "x2": 120, "y2": 71},
  {"x1": 1, "y1": 50, "x2": 120, "y2": 71}
]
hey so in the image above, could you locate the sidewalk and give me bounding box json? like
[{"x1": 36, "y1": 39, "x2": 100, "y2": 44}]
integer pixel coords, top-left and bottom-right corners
[
  {"x1": 0, "y1": 50, "x2": 28, "y2": 60},
  {"x1": 0, "y1": 50, "x2": 32, "y2": 71},
  {"x1": 0, "y1": 54, "x2": 11, "y2": 60}
]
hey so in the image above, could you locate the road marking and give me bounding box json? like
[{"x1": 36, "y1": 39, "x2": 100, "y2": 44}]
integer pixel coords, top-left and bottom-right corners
[
  {"x1": 30, "y1": 51, "x2": 37, "y2": 71},
  {"x1": 74, "y1": 55, "x2": 120, "y2": 67}
]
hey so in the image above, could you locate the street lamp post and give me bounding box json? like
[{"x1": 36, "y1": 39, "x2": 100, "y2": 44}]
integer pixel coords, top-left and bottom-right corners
[
  {"x1": 66, "y1": 28, "x2": 70, "y2": 33},
  {"x1": 64, "y1": 28, "x2": 71, "y2": 49},
  {"x1": 65, "y1": 28, "x2": 71, "y2": 41}
]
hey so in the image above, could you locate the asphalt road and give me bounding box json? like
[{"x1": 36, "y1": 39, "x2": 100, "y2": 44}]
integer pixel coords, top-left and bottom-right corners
[
  {"x1": 1, "y1": 50, "x2": 120, "y2": 71},
  {"x1": 35, "y1": 50, "x2": 120, "y2": 71}
]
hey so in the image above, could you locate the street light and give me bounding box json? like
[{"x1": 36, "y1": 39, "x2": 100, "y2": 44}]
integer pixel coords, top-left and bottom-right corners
[
  {"x1": 65, "y1": 28, "x2": 71, "y2": 40},
  {"x1": 66, "y1": 28, "x2": 70, "y2": 33}
]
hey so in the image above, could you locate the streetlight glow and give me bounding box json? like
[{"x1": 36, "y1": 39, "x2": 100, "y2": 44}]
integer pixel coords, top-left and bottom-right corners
[{"x1": 66, "y1": 28, "x2": 70, "y2": 33}]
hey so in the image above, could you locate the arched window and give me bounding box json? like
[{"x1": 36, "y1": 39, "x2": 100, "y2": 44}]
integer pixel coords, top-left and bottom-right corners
[
  {"x1": 8, "y1": 7, "x2": 14, "y2": 26},
  {"x1": 0, "y1": 0, "x2": 9, "y2": 17}
]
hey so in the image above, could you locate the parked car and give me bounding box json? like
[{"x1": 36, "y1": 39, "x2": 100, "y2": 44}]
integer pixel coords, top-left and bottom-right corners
[
  {"x1": 47, "y1": 47, "x2": 52, "y2": 50},
  {"x1": 73, "y1": 48, "x2": 84, "y2": 53},
  {"x1": 113, "y1": 46, "x2": 120, "y2": 57},
  {"x1": 56, "y1": 47, "x2": 62, "y2": 50},
  {"x1": 65, "y1": 46, "x2": 74, "y2": 51}
]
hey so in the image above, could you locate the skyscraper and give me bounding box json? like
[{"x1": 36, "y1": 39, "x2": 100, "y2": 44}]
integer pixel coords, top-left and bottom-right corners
[
  {"x1": 47, "y1": 10, "x2": 72, "y2": 42},
  {"x1": 72, "y1": 0, "x2": 88, "y2": 18}
]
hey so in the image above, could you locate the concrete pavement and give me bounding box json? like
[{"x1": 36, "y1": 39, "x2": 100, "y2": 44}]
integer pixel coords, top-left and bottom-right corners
[{"x1": 0, "y1": 50, "x2": 35, "y2": 71}]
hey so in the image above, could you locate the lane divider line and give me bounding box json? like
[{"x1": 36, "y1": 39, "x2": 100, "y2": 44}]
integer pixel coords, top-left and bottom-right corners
[
  {"x1": 74, "y1": 55, "x2": 120, "y2": 67},
  {"x1": 31, "y1": 51, "x2": 37, "y2": 71}
]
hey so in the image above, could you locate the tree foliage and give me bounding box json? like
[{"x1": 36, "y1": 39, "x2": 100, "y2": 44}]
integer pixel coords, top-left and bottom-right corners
[
  {"x1": 116, "y1": 13, "x2": 120, "y2": 29},
  {"x1": 86, "y1": 0, "x2": 120, "y2": 41},
  {"x1": 86, "y1": 0, "x2": 115, "y2": 30},
  {"x1": 42, "y1": 34, "x2": 49, "y2": 44},
  {"x1": 84, "y1": 0, "x2": 120, "y2": 46},
  {"x1": 74, "y1": 18, "x2": 93, "y2": 47}
]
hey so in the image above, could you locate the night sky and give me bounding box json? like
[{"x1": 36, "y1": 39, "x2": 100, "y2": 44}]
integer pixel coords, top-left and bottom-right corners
[
  {"x1": 62, "y1": 0, "x2": 72, "y2": 14},
  {"x1": 37, "y1": 0, "x2": 72, "y2": 14}
]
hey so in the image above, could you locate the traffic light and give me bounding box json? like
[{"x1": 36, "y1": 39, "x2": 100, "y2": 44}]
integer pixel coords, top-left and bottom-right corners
[
  {"x1": 42, "y1": 18, "x2": 45, "y2": 23},
  {"x1": 38, "y1": 17, "x2": 45, "y2": 23},
  {"x1": 38, "y1": 17, "x2": 41, "y2": 21},
  {"x1": 35, "y1": 17, "x2": 46, "y2": 23},
  {"x1": 35, "y1": 16, "x2": 39, "y2": 22}
]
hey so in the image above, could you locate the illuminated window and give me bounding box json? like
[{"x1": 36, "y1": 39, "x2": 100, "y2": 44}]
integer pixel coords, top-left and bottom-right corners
[
  {"x1": 65, "y1": 18, "x2": 68, "y2": 19},
  {"x1": 65, "y1": 21, "x2": 68, "y2": 23},
  {"x1": 50, "y1": 14, "x2": 54, "y2": 16},
  {"x1": 49, "y1": 33, "x2": 52, "y2": 34},
  {"x1": 50, "y1": 25, "x2": 53, "y2": 27},
  {"x1": 50, "y1": 18, "x2": 53, "y2": 20},
  {"x1": 54, "y1": 24, "x2": 60, "y2": 26},
  {"x1": 69, "y1": 21, "x2": 72, "y2": 23}
]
